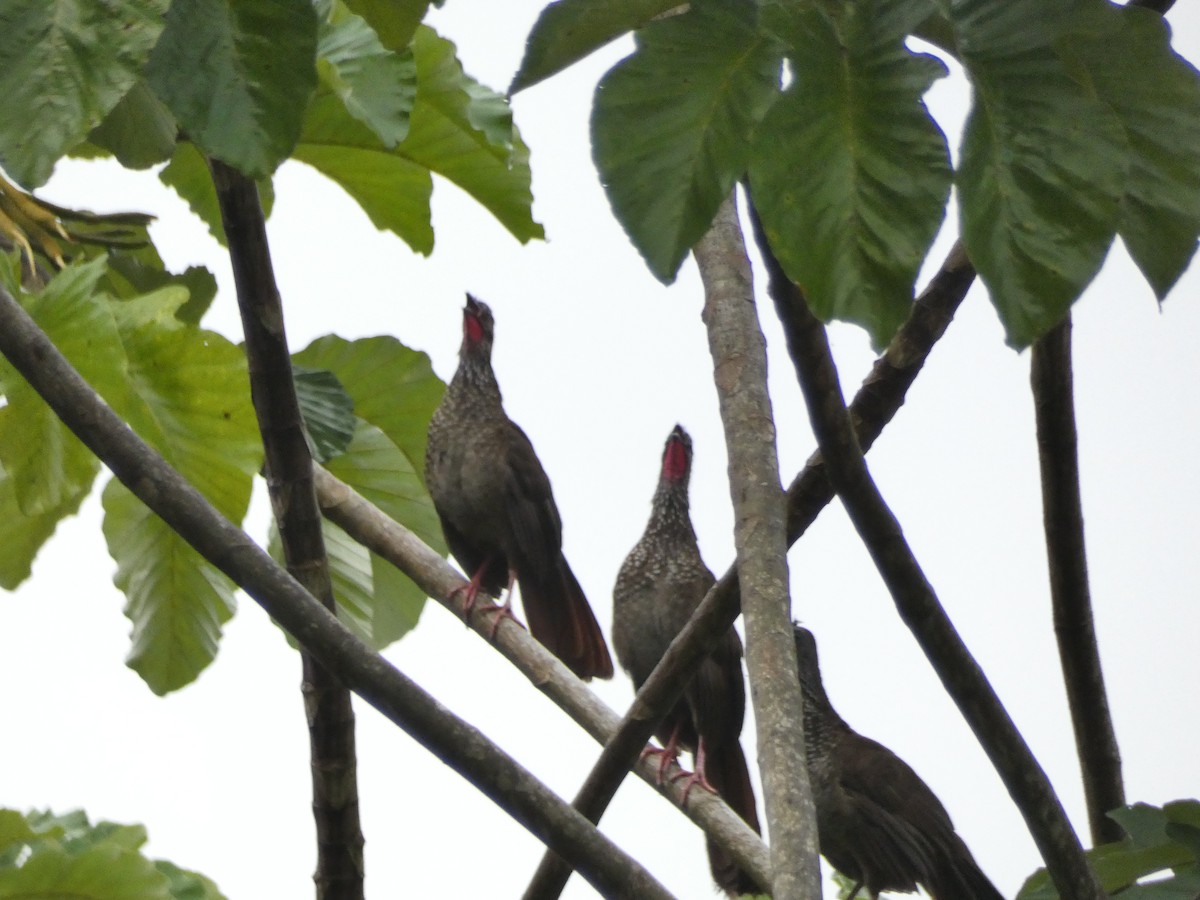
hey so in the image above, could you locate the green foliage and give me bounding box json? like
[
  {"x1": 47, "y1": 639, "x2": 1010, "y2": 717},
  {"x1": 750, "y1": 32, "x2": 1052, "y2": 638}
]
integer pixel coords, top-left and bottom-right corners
[
  {"x1": 0, "y1": 258, "x2": 261, "y2": 694},
  {"x1": 88, "y1": 81, "x2": 178, "y2": 171},
  {"x1": 320, "y1": 1, "x2": 418, "y2": 148},
  {"x1": 0, "y1": 0, "x2": 167, "y2": 187},
  {"x1": 511, "y1": 0, "x2": 684, "y2": 93},
  {"x1": 158, "y1": 142, "x2": 276, "y2": 248},
  {"x1": 950, "y1": 0, "x2": 1128, "y2": 348},
  {"x1": 592, "y1": 0, "x2": 782, "y2": 283},
  {"x1": 295, "y1": 24, "x2": 542, "y2": 253},
  {"x1": 580, "y1": 0, "x2": 1200, "y2": 348},
  {"x1": 144, "y1": 0, "x2": 319, "y2": 178},
  {"x1": 294, "y1": 366, "x2": 358, "y2": 464},
  {"x1": 284, "y1": 334, "x2": 448, "y2": 650},
  {"x1": 1068, "y1": 5, "x2": 1200, "y2": 299},
  {"x1": 751, "y1": 0, "x2": 951, "y2": 347},
  {"x1": 1018, "y1": 801, "x2": 1200, "y2": 900},
  {"x1": 0, "y1": 0, "x2": 538, "y2": 253},
  {"x1": 0, "y1": 808, "x2": 226, "y2": 900},
  {"x1": 343, "y1": 0, "x2": 430, "y2": 53}
]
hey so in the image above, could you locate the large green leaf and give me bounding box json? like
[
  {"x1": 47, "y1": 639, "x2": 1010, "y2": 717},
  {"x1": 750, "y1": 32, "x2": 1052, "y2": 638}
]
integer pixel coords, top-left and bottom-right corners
[
  {"x1": 1063, "y1": 3, "x2": 1200, "y2": 299},
  {"x1": 511, "y1": 0, "x2": 683, "y2": 93},
  {"x1": 0, "y1": 843, "x2": 171, "y2": 899},
  {"x1": 0, "y1": 260, "x2": 118, "y2": 517},
  {"x1": 158, "y1": 142, "x2": 276, "y2": 247},
  {"x1": 326, "y1": 422, "x2": 432, "y2": 645},
  {"x1": 0, "y1": 467, "x2": 87, "y2": 590},
  {"x1": 87, "y1": 80, "x2": 178, "y2": 171},
  {"x1": 751, "y1": 0, "x2": 951, "y2": 347},
  {"x1": 290, "y1": 335, "x2": 445, "y2": 647},
  {"x1": 293, "y1": 334, "x2": 444, "y2": 491},
  {"x1": 949, "y1": 0, "x2": 1128, "y2": 348},
  {"x1": 342, "y1": 0, "x2": 429, "y2": 53},
  {"x1": 1018, "y1": 802, "x2": 1200, "y2": 900},
  {"x1": 0, "y1": 809, "x2": 226, "y2": 900},
  {"x1": 103, "y1": 480, "x2": 239, "y2": 696},
  {"x1": 294, "y1": 365, "x2": 357, "y2": 464},
  {"x1": 294, "y1": 85, "x2": 435, "y2": 252},
  {"x1": 592, "y1": 0, "x2": 782, "y2": 283},
  {"x1": 319, "y1": 3, "x2": 417, "y2": 148},
  {"x1": 96, "y1": 283, "x2": 259, "y2": 694},
  {"x1": 400, "y1": 27, "x2": 543, "y2": 244},
  {"x1": 144, "y1": 0, "x2": 318, "y2": 177},
  {"x1": 294, "y1": 25, "x2": 540, "y2": 251},
  {"x1": 0, "y1": 0, "x2": 166, "y2": 187},
  {"x1": 154, "y1": 861, "x2": 228, "y2": 900},
  {"x1": 103, "y1": 257, "x2": 218, "y2": 326}
]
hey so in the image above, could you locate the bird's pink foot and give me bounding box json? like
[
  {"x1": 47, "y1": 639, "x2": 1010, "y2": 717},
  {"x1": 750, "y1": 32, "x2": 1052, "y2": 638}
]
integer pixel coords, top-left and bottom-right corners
[
  {"x1": 477, "y1": 594, "x2": 525, "y2": 641},
  {"x1": 450, "y1": 578, "x2": 486, "y2": 625},
  {"x1": 669, "y1": 766, "x2": 717, "y2": 807},
  {"x1": 640, "y1": 722, "x2": 684, "y2": 785},
  {"x1": 669, "y1": 741, "x2": 716, "y2": 807},
  {"x1": 640, "y1": 745, "x2": 681, "y2": 785}
]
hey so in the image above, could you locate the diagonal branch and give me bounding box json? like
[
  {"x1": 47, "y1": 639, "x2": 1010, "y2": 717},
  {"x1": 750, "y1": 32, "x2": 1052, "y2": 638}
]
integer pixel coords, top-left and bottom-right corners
[
  {"x1": 0, "y1": 281, "x2": 674, "y2": 900},
  {"x1": 1031, "y1": 317, "x2": 1124, "y2": 845},
  {"x1": 521, "y1": 236, "x2": 976, "y2": 898},
  {"x1": 747, "y1": 204, "x2": 1106, "y2": 900},
  {"x1": 694, "y1": 193, "x2": 820, "y2": 900},
  {"x1": 209, "y1": 159, "x2": 364, "y2": 899},
  {"x1": 313, "y1": 467, "x2": 772, "y2": 896}
]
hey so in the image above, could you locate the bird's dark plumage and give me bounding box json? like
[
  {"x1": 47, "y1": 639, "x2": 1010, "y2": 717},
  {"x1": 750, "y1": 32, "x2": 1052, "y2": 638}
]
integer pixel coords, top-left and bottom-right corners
[
  {"x1": 614, "y1": 426, "x2": 760, "y2": 895},
  {"x1": 425, "y1": 295, "x2": 613, "y2": 680},
  {"x1": 793, "y1": 625, "x2": 1005, "y2": 900}
]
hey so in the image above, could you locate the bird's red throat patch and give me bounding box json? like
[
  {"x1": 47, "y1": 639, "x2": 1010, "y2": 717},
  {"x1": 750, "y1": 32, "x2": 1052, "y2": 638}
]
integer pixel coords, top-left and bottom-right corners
[
  {"x1": 464, "y1": 313, "x2": 485, "y2": 346},
  {"x1": 663, "y1": 438, "x2": 689, "y2": 481}
]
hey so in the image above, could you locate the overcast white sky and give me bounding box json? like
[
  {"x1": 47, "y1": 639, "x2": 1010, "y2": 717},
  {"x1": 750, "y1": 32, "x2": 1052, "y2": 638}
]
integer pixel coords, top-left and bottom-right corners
[{"x1": 3, "y1": 4, "x2": 1198, "y2": 899}]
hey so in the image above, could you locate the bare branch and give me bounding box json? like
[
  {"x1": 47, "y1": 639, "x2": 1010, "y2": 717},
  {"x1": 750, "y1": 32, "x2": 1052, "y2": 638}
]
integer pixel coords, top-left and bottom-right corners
[
  {"x1": 694, "y1": 193, "x2": 821, "y2": 900},
  {"x1": 209, "y1": 160, "x2": 365, "y2": 900},
  {"x1": 1031, "y1": 317, "x2": 1125, "y2": 845},
  {"x1": 747, "y1": 206, "x2": 1107, "y2": 900},
  {"x1": 0, "y1": 282, "x2": 674, "y2": 900}
]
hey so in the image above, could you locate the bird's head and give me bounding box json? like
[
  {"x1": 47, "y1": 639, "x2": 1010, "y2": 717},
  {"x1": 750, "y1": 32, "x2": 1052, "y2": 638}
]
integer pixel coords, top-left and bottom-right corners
[
  {"x1": 461, "y1": 294, "x2": 495, "y2": 359},
  {"x1": 661, "y1": 424, "x2": 694, "y2": 485}
]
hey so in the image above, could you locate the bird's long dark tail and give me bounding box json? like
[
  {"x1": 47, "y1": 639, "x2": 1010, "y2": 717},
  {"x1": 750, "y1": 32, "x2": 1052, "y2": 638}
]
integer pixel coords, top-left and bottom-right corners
[
  {"x1": 703, "y1": 739, "x2": 762, "y2": 897},
  {"x1": 520, "y1": 558, "x2": 613, "y2": 681},
  {"x1": 926, "y1": 838, "x2": 1006, "y2": 900}
]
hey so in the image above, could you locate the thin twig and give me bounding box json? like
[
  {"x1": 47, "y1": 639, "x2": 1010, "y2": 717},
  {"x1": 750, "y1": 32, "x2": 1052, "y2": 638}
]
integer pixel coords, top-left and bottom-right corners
[
  {"x1": 521, "y1": 238, "x2": 976, "y2": 897},
  {"x1": 0, "y1": 281, "x2": 675, "y2": 900},
  {"x1": 1031, "y1": 317, "x2": 1125, "y2": 845},
  {"x1": 748, "y1": 205, "x2": 1107, "y2": 900},
  {"x1": 209, "y1": 159, "x2": 365, "y2": 899},
  {"x1": 694, "y1": 193, "x2": 821, "y2": 900}
]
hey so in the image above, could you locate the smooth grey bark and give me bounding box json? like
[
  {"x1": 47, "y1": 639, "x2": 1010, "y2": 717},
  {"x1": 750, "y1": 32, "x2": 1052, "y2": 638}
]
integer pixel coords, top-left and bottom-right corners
[{"x1": 693, "y1": 194, "x2": 822, "y2": 900}]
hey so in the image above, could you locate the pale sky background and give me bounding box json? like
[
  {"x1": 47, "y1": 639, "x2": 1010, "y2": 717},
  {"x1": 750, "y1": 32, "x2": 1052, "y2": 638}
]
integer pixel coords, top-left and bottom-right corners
[{"x1": 3, "y1": 4, "x2": 1198, "y2": 899}]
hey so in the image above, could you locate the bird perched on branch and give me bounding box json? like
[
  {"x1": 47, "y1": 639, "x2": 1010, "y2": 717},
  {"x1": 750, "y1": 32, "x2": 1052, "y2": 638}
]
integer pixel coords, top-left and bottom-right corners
[
  {"x1": 425, "y1": 295, "x2": 613, "y2": 681},
  {"x1": 613, "y1": 425, "x2": 760, "y2": 896},
  {"x1": 792, "y1": 624, "x2": 1005, "y2": 900}
]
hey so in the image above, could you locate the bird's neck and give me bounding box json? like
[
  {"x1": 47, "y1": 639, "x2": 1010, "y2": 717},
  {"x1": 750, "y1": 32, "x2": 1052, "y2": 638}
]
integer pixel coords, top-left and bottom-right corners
[
  {"x1": 449, "y1": 353, "x2": 503, "y2": 408},
  {"x1": 648, "y1": 483, "x2": 696, "y2": 542}
]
